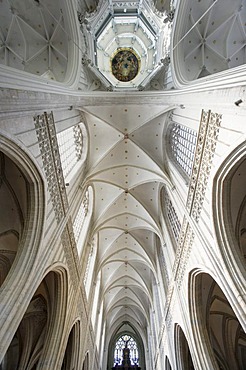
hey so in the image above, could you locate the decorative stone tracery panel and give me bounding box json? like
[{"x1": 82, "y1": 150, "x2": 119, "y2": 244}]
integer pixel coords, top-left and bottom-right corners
[
  {"x1": 34, "y1": 111, "x2": 68, "y2": 222},
  {"x1": 34, "y1": 112, "x2": 86, "y2": 296},
  {"x1": 173, "y1": 218, "x2": 195, "y2": 289},
  {"x1": 186, "y1": 110, "x2": 221, "y2": 222}
]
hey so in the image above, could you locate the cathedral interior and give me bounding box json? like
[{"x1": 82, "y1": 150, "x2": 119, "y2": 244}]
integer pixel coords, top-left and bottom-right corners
[{"x1": 0, "y1": 0, "x2": 246, "y2": 369}]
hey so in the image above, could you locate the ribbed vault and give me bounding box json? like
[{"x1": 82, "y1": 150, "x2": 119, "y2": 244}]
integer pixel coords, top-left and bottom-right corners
[
  {"x1": 0, "y1": 0, "x2": 73, "y2": 82},
  {"x1": 81, "y1": 103, "x2": 172, "y2": 362},
  {"x1": 173, "y1": 0, "x2": 246, "y2": 83}
]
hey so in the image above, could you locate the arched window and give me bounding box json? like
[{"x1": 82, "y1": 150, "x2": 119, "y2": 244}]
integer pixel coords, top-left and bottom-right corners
[
  {"x1": 162, "y1": 187, "x2": 181, "y2": 242},
  {"x1": 114, "y1": 335, "x2": 139, "y2": 366},
  {"x1": 72, "y1": 186, "x2": 93, "y2": 256},
  {"x1": 190, "y1": 272, "x2": 246, "y2": 370},
  {"x1": 57, "y1": 124, "x2": 85, "y2": 181},
  {"x1": 84, "y1": 234, "x2": 97, "y2": 297},
  {"x1": 73, "y1": 189, "x2": 89, "y2": 243},
  {"x1": 169, "y1": 123, "x2": 197, "y2": 178},
  {"x1": 157, "y1": 238, "x2": 169, "y2": 296}
]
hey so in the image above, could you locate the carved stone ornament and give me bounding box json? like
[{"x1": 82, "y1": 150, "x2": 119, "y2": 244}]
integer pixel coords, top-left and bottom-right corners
[
  {"x1": 161, "y1": 55, "x2": 170, "y2": 67},
  {"x1": 106, "y1": 85, "x2": 113, "y2": 91},
  {"x1": 77, "y1": 11, "x2": 87, "y2": 25},
  {"x1": 61, "y1": 218, "x2": 81, "y2": 289},
  {"x1": 164, "y1": 284, "x2": 174, "y2": 329},
  {"x1": 138, "y1": 85, "x2": 145, "y2": 91},
  {"x1": 186, "y1": 109, "x2": 221, "y2": 222},
  {"x1": 113, "y1": 2, "x2": 139, "y2": 8},
  {"x1": 159, "y1": 243, "x2": 170, "y2": 285},
  {"x1": 34, "y1": 113, "x2": 87, "y2": 295},
  {"x1": 164, "y1": 10, "x2": 175, "y2": 23},
  {"x1": 34, "y1": 112, "x2": 68, "y2": 223},
  {"x1": 173, "y1": 218, "x2": 195, "y2": 289},
  {"x1": 73, "y1": 125, "x2": 83, "y2": 160},
  {"x1": 82, "y1": 55, "x2": 91, "y2": 66}
]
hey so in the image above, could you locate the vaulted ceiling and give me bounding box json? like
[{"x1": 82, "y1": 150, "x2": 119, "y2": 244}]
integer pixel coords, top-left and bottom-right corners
[
  {"x1": 173, "y1": 0, "x2": 246, "y2": 83},
  {"x1": 82, "y1": 103, "x2": 172, "y2": 339},
  {"x1": 1, "y1": 0, "x2": 246, "y2": 359},
  {"x1": 0, "y1": 0, "x2": 70, "y2": 81}
]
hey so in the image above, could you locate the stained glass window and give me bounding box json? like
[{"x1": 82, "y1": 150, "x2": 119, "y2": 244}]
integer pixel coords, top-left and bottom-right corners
[{"x1": 114, "y1": 335, "x2": 139, "y2": 366}]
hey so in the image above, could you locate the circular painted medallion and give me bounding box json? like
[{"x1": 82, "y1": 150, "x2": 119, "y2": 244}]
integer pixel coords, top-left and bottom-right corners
[{"x1": 111, "y1": 48, "x2": 140, "y2": 82}]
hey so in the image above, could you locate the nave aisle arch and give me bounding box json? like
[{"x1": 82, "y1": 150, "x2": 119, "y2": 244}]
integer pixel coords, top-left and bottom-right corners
[
  {"x1": 174, "y1": 323, "x2": 195, "y2": 370},
  {"x1": 212, "y1": 141, "x2": 246, "y2": 299},
  {"x1": 61, "y1": 320, "x2": 81, "y2": 370},
  {"x1": 1, "y1": 266, "x2": 68, "y2": 370},
  {"x1": 188, "y1": 269, "x2": 246, "y2": 370},
  {"x1": 0, "y1": 135, "x2": 46, "y2": 363}
]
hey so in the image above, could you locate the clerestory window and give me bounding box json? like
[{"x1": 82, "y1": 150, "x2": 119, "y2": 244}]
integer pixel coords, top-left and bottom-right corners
[
  {"x1": 169, "y1": 123, "x2": 197, "y2": 178},
  {"x1": 57, "y1": 124, "x2": 83, "y2": 180},
  {"x1": 72, "y1": 186, "x2": 93, "y2": 257},
  {"x1": 73, "y1": 189, "x2": 89, "y2": 243},
  {"x1": 162, "y1": 187, "x2": 181, "y2": 243}
]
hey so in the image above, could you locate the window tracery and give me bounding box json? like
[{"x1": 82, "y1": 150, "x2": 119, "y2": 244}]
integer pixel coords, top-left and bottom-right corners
[
  {"x1": 163, "y1": 188, "x2": 181, "y2": 242},
  {"x1": 83, "y1": 244, "x2": 93, "y2": 285},
  {"x1": 114, "y1": 335, "x2": 139, "y2": 366},
  {"x1": 169, "y1": 123, "x2": 197, "y2": 178},
  {"x1": 57, "y1": 125, "x2": 83, "y2": 180},
  {"x1": 73, "y1": 189, "x2": 89, "y2": 243}
]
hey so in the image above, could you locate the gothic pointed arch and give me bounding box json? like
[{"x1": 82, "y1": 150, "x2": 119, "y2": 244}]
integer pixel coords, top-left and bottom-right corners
[
  {"x1": 1, "y1": 267, "x2": 68, "y2": 370},
  {"x1": 0, "y1": 148, "x2": 43, "y2": 284},
  {"x1": 165, "y1": 356, "x2": 172, "y2": 370},
  {"x1": 0, "y1": 135, "x2": 46, "y2": 361},
  {"x1": 107, "y1": 322, "x2": 146, "y2": 370},
  {"x1": 0, "y1": 150, "x2": 28, "y2": 286},
  {"x1": 174, "y1": 324, "x2": 195, "y2": 370},
  {"x1": 213, "y1": 141, "x2": 246, "y2": 286},
  {"x1": 61, "y1": 321, "x2": 81, "y2": 370},
  {"x1": 189, "y1": 271, "x2": 246, "y2": 370},
  {"x1": 82, "y1": 351, "x2": 89, "y2": 370}
]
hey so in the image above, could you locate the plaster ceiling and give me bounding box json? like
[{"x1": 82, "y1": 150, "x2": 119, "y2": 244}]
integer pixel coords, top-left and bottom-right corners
[
  {"x1": 174, "y1": 0, "x2": 246, "y2": 81},
  {"x1": 0, "y1": 0, "x2": 70, "y2": 81},
  {"x1": 82, "y1": 103, "x2": 172, "y2": 338}
]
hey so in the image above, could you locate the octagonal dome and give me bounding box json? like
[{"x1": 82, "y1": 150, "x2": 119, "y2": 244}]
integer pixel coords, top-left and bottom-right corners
[
  {"x1": 82, "y1": 0, "x2": 172, "y2": 91},
  {"x1": 95, "y1": 13, "x2": 159, "y2": 88}
]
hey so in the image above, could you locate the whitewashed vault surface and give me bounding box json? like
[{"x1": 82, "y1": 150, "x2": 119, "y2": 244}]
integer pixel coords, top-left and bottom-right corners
[{"x1": 82, "y1": 103, "x2": 172, "y2": 336}]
